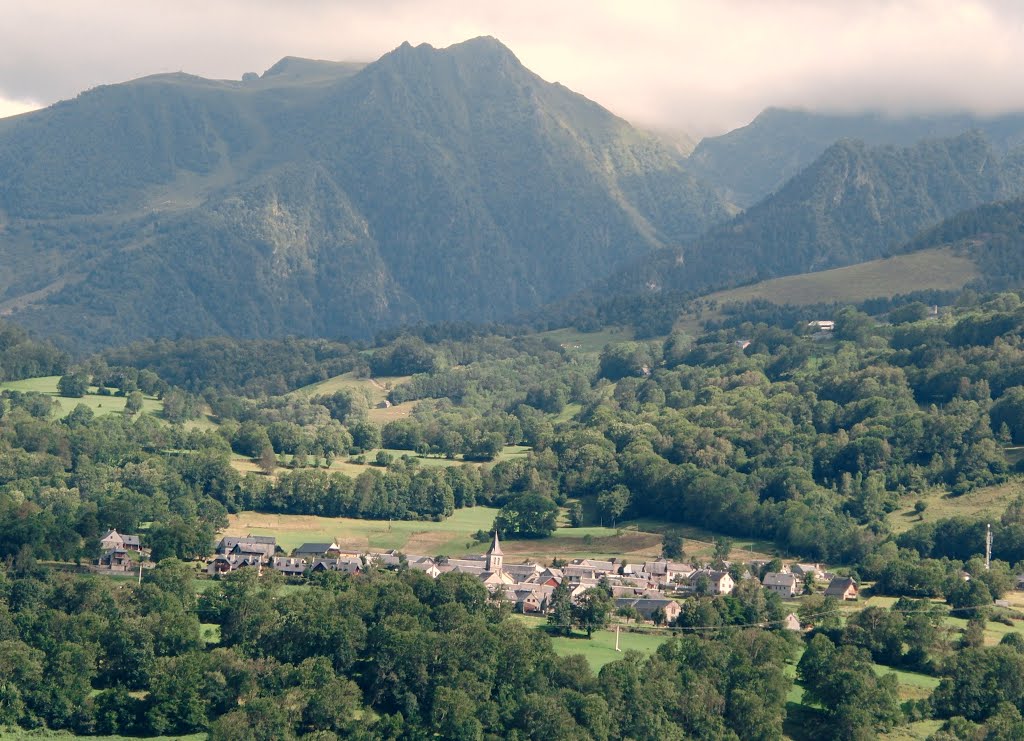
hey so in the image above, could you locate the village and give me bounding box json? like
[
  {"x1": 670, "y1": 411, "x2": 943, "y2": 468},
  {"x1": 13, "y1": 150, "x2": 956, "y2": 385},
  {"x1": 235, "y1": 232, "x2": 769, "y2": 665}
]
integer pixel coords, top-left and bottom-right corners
[{"x1": 96, "y1": 527, "x2": 861, "y2": 628}]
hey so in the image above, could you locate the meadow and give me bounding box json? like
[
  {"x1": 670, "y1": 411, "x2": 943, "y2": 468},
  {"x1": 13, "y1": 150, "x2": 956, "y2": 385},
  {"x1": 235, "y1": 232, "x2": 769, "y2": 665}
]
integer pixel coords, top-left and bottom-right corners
[
  {"x1": 702, "y1": 247, "x2": 976, "y2": 308},
  {"x1": 0, "y1": 376, "x2": 163, "y2": 418}
]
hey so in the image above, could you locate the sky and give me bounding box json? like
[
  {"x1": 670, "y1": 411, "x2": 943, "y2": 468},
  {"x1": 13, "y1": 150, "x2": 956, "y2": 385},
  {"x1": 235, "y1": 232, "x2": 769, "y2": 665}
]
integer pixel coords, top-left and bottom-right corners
[{"x1": 2, "y1": 0, "x2": 1024, "y2": 136}]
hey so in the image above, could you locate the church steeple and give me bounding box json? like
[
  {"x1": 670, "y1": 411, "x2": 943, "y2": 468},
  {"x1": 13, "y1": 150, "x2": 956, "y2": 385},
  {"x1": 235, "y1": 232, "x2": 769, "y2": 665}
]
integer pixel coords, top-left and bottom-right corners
[{"x1": 486, "y1": 530, "x2": 503, "y2": 573}]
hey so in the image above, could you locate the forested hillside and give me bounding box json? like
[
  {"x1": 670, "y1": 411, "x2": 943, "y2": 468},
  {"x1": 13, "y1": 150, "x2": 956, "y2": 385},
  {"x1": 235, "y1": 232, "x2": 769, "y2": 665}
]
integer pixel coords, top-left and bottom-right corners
[
  {"x1": 8, "y1": 283, "x2": 1024, "y2": 736},
  {"x1": 0, "y1": 37, "x2": 729, "y2": 351},
  {"x1": 689, "y1": 107, "x2": 1024, "y2": 207},
  {"x1": 608, "y1": 132, "x2": 1023, "y2": 310}
]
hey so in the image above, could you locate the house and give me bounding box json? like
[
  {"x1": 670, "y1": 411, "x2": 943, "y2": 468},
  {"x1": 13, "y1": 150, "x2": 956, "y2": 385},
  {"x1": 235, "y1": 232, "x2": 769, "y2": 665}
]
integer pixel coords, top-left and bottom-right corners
[
  {"x1": 511, "y1": 585, "x2": 554, "y2": 614},
  {"x1": 97, "y1": 548, "x2": 133, "y2": 572},
  {"x1": 293, "y1": 542, "x2": 341, "y2": 558},
  {"x1": 99, "y1": 529, "x2": 142, "y2": 552},
  {"x1": 806, "y1": 320, "x2": 835, "y2": 332},
  {"x1": 688, "y1": 569, "x2": 734, "y2": 596},
  {"x1": 207, "y1": 553, "x2": 263, "y2": 575},
  {"x1": 215, "y1": 536, "x2": 277, "y2": 562},
  {"x1": 782, "y1": 613, "x2": 802, "y2": 631},
  {"x1": 271, "y1": 557, "x2": 308, "y2": 577},
  {"x1": 615, "y1": 597, "x2": 682, "y2": 624},
  {"x1": 762, "y1": 572, "x2": 799, "y2": 597},
  {"x1": 310, "y1": 557, "x2": 362, "y2": 575},
  {"x1": 824, "y1": 577, "x2": 858, "y2": 601},
  {"x1": 790, "y1": 563, "x2": 825, "y2": 581},
  {"x1": 408, "y1": 558, "x2": 441, "y2": 579}
]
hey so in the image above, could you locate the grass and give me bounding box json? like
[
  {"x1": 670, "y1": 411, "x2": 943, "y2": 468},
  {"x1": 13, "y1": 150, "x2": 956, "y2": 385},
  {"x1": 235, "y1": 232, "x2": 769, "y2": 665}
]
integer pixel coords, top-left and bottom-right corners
[
  {"x1": 229, "y1": 445, "x2": 532, "y2": 478},
  {"x1": 515, "y1": 614, "x2": 671, "y2": 670},
  {"x1": 703, "y1": 248, "x2": 977, "y2": 309},
  {"x1": 220, "y1": 509, "x2": 703, "y2": 562},
  {"x1": 0, "y1": 376, "x2": 164, "y2": 419},
  {"x1": 886, "y1": 478, "x2": 1024, "y2": 534},
  {"x1": 537, "y1": 326, "x2": 636, "y2": 354},
  {"x1": 224, "y1": 507, "x2": 500, "y2": 554},
  {"x1": 292, "y1": 372, "x2": 416, "y2": 424}
]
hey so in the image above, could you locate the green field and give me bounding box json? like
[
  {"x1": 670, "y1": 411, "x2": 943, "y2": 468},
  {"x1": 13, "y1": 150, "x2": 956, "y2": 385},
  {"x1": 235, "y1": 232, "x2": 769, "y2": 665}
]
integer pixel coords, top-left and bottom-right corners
[
  {"x1": 886, "y1": 478, "x2": 1024, "y2": 534},
  {"x1": 0, "y1": 376, "x2": 164, "y2": 419},
  {"x1": 537, "y1": 326, "x2": 636, "y2": 354},
  {"x1": 515, "y1": 614, "x2": 671, "y2": 670},
  {"x1": 230, "y1": 445, "x2": 532, "y2": 478},
  {"x1": 703, "y1": 247, "x2": 977, "y2": 308},
  {"x1": 224, "y1": 506, "x2": 501, "y2": 554},
  {"x1": 221, "y1": 509, "x2": 698, "y2": 562}
]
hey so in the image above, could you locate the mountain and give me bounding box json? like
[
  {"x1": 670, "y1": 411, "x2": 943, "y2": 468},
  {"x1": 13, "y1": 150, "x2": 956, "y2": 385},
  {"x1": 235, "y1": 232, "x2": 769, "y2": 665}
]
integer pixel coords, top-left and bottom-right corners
[
  {"x1": 0, "y1": 37, "x2": 729, "y2": 350},
  {"x1": 610, "y1": 131, "x2": 1024, "y2": 300},
  {"x1": 896, "y1": 196, "x2": 1024, "y2": 291},
  {"x1": 690, "y1": 107, "x2": 1024, "y2": 208}
]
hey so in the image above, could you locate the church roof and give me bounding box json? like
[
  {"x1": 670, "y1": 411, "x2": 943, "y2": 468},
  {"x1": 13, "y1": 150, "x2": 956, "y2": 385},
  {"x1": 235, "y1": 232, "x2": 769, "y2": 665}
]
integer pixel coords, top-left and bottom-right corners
[{"x1": 487, "y1": 531, "x2": 503, "y2": 556}]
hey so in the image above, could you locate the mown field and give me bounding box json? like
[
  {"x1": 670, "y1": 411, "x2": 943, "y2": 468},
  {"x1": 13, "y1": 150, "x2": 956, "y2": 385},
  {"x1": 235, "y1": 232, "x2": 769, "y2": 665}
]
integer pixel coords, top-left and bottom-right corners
[
  {"x1": 0, "y1": 376, "x2": 163, "y2": 418},
  {"x1": 703, "y1": 247, "x2": 976, "y2": 308},
  {"x1": 222, "y1": 509, "x2": 696, "y2": 561}
]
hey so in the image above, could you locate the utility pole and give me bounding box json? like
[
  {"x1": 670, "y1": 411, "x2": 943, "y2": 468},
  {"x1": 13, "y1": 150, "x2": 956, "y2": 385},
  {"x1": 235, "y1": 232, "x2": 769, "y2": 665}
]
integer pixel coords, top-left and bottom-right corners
[{"x1": 986, "y1": 523, "x2": 993, "y2": 571}]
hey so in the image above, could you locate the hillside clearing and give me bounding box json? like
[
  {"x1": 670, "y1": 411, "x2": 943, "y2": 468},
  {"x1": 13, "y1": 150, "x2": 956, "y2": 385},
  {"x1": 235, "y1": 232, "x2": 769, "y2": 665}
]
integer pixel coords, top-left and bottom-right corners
[
  {"x1": 705, "y1": 248, "x2": 976, "y2": 307},
  {"x1": 0, "y1": 376, "x2": 163, "y2": 418}
]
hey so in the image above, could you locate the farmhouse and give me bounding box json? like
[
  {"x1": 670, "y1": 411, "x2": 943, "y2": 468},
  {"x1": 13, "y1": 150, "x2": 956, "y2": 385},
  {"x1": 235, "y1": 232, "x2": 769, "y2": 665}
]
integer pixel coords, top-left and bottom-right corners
[
  {"x1": 208, "y1": 553, "x2": 263, "y2": 575},
  {"x1": 271, "y1": 557, "x2": 308, "y2": 577},
  {"x1": 824, "y1": 577, "x2": 859, "y2": 600},
  {"x1": 688, "y1": 569, "x2": 734, "y2": 595},
  {"x1": 99, "y1": 529, "x2": 142, "y2": 552},
  {"x1": 310, "y1": 556, "x2": 362, "y2": 575},
  {"x1": 615, "y1": 596, "x2": 682, "y2": 624},
  {"x1": 97, "y1": 548, "x2": 133, "y2": 572},
  {"x1": 293, "y1": 542, "x2": 341, "y2": 558},
  {"x1": 762, "y1": 572, "x2": 798, "y2": 597},
  {"x1": 216, "y1": 535, "x2": 277, "y2": 562},
  {"x1": 783, "y1": 613, "x2": 802, "y2": 631}
]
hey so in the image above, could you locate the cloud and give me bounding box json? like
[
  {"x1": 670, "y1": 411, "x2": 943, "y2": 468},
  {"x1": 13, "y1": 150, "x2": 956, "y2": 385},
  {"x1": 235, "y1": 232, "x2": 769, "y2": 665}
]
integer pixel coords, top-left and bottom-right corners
[
  {"x1": 0, "y1": 96, "x2": 41, "y2": 120},
  {"x1": 1, "y1": 0, "x2": 1023, "y2": 135}
]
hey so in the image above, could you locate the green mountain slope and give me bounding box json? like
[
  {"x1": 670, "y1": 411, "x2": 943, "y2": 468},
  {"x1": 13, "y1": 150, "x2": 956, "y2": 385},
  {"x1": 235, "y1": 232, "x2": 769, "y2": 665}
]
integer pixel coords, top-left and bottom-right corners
[
  {"x1": 690, "y1": 107, "x2": 1024, "y2": 207},
  {"x1": 613, "y1": 132, "x2": 1022, "y2": 300},
  {"x1": 0, "y1": 37, "x2": 729, "y2": 350}
]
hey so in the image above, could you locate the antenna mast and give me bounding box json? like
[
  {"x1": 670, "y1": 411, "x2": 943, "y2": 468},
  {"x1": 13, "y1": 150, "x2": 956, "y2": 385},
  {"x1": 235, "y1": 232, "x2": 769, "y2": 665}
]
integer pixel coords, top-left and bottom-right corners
[{"x1": 986, "y1": 523, "x2": 993, "y2": 571}]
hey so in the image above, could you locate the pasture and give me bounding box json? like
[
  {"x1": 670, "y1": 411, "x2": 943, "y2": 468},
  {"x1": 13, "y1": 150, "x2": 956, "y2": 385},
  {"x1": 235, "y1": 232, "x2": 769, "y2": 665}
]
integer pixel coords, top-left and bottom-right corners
[
  {"x1": 220, "y1": 509, "x2": 705, "y2": 562},
  {"x1": 0, "y1": 376, "x2": 164, "y2": 418},
  {"x1": 702, "y1": 247, "x2": 976, "y2": 309},
  {"x1": 229, "y1": 444, "x2": 532, "y2": 478},
  {"x1": 514, "y1": 614, "x2": 671, "y2": 670},
  {"x1": 292, "y1": 371, "x2": 416, "y2": 424},
  {"x1": 886, "y1": 478, "x2": 1024, "y2": 534}
]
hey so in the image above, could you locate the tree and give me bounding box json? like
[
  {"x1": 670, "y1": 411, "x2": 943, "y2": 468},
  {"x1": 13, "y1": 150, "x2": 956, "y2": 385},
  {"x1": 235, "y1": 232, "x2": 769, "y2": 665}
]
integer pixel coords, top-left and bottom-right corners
[
  {"x1": 568, "y1": 501, "x2": 583, "y2": 527},
  {"x1": 802, "y1": 572, "x2": 815, "y2": 595},
  {"x1": 548, "y1": 578, "x2": 574, "y2": 636},
  {"x1": 494, "y1": 493, "x2": 559, "y2": 538},
  {"x1": 57, "y1": 372, "x2": 89, "y2": 398},
  {"x1": 712, "y1": 537, "x2": 732, "y2": 564},
  {"x1": 573, "y1": 587, "x2": 612, "y2": 638},
  {"x1": 662, "y1": 530, "x2": 684, "y2": 560},
  {"x1": 597, "y1": 485, "x2": 630, "y2": 528},
  {"x1": 124, "y1": 390, "x2": 145, "y2": 415},
  {"x1": 798, "y1": 634, "x2": 902, "y2": 736},
  {"x1": 258, "y1": 445, "x2": 277, "y2": 476}
]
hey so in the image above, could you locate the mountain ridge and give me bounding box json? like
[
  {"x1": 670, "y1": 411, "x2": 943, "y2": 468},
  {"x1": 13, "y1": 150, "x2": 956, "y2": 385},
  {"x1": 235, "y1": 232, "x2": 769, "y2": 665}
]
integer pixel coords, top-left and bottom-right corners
[{"x1": 0, "y1": 37, "x2": 730, "y2": 350}]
